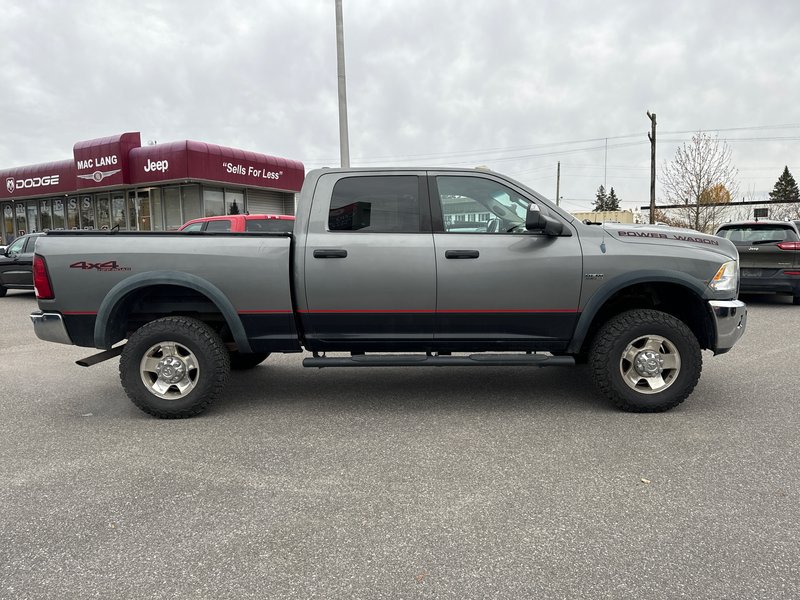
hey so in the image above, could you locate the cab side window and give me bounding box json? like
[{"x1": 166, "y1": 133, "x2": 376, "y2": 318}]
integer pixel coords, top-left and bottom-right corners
[
  {"x1": 246, "y1": 220, "x2": 294, "y2": 233},
  {"x1": 436, "y1": 176, "x2": 530, "y2": 234},
  {"x1": 205, "y1": 220, "x2": 232, "y2": 232},
  {"x1": 328, "y1": 176, "x2": 421, "y2": 233}
]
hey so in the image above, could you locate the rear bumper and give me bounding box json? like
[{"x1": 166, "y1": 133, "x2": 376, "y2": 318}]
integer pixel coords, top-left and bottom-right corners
[
  {"x1": 739, "y1": 278, "x2": 800, "y2": 295},
  {"x1": 708, "y1": 300, "x2": 747, "y2": 355},
  {"x1": 30, "y1": 311, "x2": 74, "y2": 345}
]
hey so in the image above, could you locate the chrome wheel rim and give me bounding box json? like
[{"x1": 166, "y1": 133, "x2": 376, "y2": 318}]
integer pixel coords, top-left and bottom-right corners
[
  {"x1": 139, "y1": 341, "x2": 200, "y2": 400},
  {"x1": 619, "y1": 335, "x2": 681, "y2": 394}
]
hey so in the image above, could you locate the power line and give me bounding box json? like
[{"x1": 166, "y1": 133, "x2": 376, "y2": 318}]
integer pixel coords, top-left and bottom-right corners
[{"x1": 304, "y1": 123, "x2": 800, "y2": 164}]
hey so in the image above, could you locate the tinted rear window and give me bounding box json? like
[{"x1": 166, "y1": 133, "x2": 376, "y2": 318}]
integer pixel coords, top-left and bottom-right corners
[
  {"x1": 328, "y1": 176, "x2": 421, "y2": 233},
  {"x1": 716, "y1": 225, "x2": 798, "y2": 243},
  {"x1": 245, "y1": 219, "x2": 294, "y2": 233}
]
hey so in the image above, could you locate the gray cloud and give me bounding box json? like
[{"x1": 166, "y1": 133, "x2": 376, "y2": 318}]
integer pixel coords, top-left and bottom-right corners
[{"x1": 1, "y1": 0, "x2": 798, "y2": 211}]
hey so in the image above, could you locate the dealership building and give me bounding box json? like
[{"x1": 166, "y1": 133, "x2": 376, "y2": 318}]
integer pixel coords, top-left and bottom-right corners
[{"x1": 0, "y1": 132, "x2": 305, "y2": 245}]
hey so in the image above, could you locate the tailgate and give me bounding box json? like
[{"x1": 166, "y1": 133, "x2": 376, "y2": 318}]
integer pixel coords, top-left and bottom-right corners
[{"x1": 716, "y1": 223, "x2": 800, "y2": 274}]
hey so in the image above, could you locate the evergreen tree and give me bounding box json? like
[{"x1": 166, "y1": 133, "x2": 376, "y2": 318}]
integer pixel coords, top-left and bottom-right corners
[
  {"x1": 229, "y1": 199, "x2": 241, "y2": 215},
  {"x1": 606, "y1": 187, "x2": 621, "y2": 211},
  {"x1": 592, "y1": 185, "x2": 608, "y2": 211},
  {"x1": 768, "y1": 166, "x2": 800, "y2": 203}
]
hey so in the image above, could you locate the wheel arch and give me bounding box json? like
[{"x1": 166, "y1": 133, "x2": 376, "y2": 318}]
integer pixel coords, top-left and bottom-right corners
[
  {"x1": 94, "y1": 271, "x2": 252, "y2": 353},
  {"x1": 568, "y1": 271, "x2": 715, "y2": 355}
]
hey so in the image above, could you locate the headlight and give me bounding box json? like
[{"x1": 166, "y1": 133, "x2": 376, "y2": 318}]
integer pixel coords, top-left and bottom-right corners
[{"x1": 709, "y1": 260, "x2": 739, "y2": 293}]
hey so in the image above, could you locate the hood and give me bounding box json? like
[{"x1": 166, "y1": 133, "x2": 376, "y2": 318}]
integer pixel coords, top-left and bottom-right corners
[{"x1": 601, "y1": 223, "x2": 738, "y2": 260}]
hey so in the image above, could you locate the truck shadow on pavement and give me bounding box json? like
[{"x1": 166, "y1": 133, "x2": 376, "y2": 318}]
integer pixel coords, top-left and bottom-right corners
[
  {"x1": 219, "y1": 361, "x2": 607, "y2": 416},
  {"x1": 738, "y1": 293, "x2": 795, "y2": 306}
]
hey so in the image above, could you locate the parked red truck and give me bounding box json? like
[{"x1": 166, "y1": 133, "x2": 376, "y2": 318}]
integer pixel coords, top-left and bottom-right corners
[{"x1": 179, "y1": 214, "x2": 294, "y2": 233}]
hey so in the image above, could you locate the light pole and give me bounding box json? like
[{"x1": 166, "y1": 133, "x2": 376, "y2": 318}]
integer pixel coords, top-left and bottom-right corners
[{"x1": 335, "y1": 0, "x2": 350, "y2": 168}]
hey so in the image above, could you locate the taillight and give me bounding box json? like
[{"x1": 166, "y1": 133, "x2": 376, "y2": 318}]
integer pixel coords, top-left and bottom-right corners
[
  {"x1": 33, "y1": 254, "x2": 54, "y2": 299},
  {"x1": 777, "y1": 241, "x2": 800, "y2": 250}
]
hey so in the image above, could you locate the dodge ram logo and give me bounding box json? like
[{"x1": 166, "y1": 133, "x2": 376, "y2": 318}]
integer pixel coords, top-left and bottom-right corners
[{"x1": 5, "y1": 178, "x2": 14, "y2": 194}]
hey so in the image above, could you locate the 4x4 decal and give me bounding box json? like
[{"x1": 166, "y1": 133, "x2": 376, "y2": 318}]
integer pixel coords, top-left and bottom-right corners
[{"x1": 69, "y1": 261, "x2": 131, "y2": 272}]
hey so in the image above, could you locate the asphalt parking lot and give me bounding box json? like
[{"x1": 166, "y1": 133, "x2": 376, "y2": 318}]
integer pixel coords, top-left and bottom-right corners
[{"x1": 1, "y1": 291, "x2": 798, "y2": 599}]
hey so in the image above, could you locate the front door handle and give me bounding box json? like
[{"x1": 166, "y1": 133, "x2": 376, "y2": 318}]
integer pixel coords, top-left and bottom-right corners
[
  {"x1": 445, "y1": 250, "x2": 479, "y2": 259},
  {"x1": 313, "y1": 249, "x2": 348, "y2": 259}
]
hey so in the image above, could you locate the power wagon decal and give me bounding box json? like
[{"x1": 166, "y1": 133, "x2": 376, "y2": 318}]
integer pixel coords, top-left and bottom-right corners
[{"x1": 617, "y1": 230, "x2": 720, "y2": 246}]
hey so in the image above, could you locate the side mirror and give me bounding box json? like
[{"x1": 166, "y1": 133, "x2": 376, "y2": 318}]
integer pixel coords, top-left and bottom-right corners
[{"x1": 525, "y1": 204, "x2": 565, "y2": 236}]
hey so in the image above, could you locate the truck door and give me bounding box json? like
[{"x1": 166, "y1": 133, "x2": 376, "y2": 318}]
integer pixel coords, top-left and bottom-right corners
[
  {"x1": 301, "y1": 172, "x2": 436, "y2": 351},
  {"x1": 430, "y1": 173, "x2": 583, "y2": 350}
]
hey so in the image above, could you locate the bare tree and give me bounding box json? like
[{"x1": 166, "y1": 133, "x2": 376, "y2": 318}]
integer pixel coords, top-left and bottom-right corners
[{"x1": 661, "y1": 133, "x2": 739, "y2": 232}]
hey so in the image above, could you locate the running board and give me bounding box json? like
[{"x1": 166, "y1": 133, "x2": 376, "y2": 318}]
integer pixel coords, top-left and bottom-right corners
[
  {"x1": 76, "y1": 345, "x2": 124, "y2": 367},
  {"x1": 303, "y1": 353, "x2": 575, "y2": 368}
]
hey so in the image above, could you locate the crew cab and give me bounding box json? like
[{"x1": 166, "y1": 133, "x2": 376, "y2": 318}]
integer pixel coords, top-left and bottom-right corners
[
  {"x1": 179, "y1": 213, "x2": 294, "y2": 233},
  {"x1": 30, "y1": 168, "x2": 747, "y2": 417}
]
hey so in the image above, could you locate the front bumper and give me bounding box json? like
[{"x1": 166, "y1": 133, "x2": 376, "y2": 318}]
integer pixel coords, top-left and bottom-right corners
[
  {"x1": 708, "y1": 300, "x2": 747, "y2": 355},
  {"x1": 30, "y1": 311, "x2": 74, "y2": 345}
]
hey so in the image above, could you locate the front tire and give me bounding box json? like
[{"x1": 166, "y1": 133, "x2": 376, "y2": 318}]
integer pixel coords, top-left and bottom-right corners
[
  {"x1": 589, "y1": 309, "x2": 702, "y2": 412},
  {"x1": 120, "y1": 316, "x2": 230, "y2": 418}
]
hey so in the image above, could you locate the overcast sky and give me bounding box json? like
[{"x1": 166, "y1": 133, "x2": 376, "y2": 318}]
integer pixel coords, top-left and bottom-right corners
[{"x1": 1, "y1": 0, "x2": 798, "y2": 212}]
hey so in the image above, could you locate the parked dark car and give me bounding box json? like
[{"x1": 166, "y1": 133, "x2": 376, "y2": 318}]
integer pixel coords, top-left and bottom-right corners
[
  {"x1": 715, "y1": 220, "x2": 800, "y2": 305},
  {"x1": 0, "y1": 233, "x2": 43, "y2": 297}
]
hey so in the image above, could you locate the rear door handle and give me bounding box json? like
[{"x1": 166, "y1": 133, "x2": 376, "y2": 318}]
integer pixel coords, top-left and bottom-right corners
[
  {"x1": 445, "y1": 250, "x2": 479, "y2": 259},
  {"x1": 313, "y1": 249, "x2": 348, "y2": 259}
]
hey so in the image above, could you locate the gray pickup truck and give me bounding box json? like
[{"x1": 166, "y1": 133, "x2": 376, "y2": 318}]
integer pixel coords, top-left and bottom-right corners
[{"x1": 31, "y1": 168, "x2": 747, "y2": 417}]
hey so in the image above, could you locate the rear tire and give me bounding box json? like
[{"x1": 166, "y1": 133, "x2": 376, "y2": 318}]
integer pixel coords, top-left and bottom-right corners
[
  {"x1": 793, "y1": 294, "x2": 800, "y2": 306},
  {"x1": 120, "y1": 316, "x2": 230, "y2": 418},
  {"x1": 589, "y1": 309, "x2": 702, "y2": 412},
  {"x1": 0, "y1": 285, "x2": 7, "y2": 298}
]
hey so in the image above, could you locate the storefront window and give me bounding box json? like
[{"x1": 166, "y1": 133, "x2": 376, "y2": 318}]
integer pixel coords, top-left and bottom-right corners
[
  {"x1": 66, "y1": 196, "x2": 80, "y2": 229},
  {"x1": 52, "y1": 198, "x2": 65, "y2": 229},
  {"x1": 182, "y1": 185, "x2": 202, "y2": 222},
  {"x1": 164, "y1": 187, "x2": 182, "y2": 230},
  {"x1": 96, "y1": 195, "x2": 111, "y2": 230},
  {"x1": 150, "y1": 188, "x2": 164, "y2": 231},
  {"x1": 111, "y1": 193, "x2": 126, "y2": 229},
  {"x1": 40, "y1": 199, "x2": 52, "y2": 230},
  {"x1": 80, "y1": 196, "x2": 95, "y2": 229},
  {"x1": 15, "y1": 203, "x2": 26, "y2": 235},
  {"x1": 225, "y1": 189, "x2": 244, "y2": 215},
  {"x1": 203, "y1": 187, "x2": 224, "y2": 217},
  {"x1": 26, "y1": 202, "x2": 39, "y2": 233},
  {"x1": 2, "y1": 203, "x2": 14, "y2": 243},
  {"x1": 127, "y1": 192, "x2": 138, "y2": 231}
]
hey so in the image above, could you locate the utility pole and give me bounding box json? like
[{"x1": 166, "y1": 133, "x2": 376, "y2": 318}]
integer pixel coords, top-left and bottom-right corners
[
  {"x1": 647, "y1": 111, "x2": 657, "y2": 224},
  {"x1": 335, "y1": 0, "x2": 350, "y2": 168},
  {"x1": 604, "y1": 138, "x2": 608, "y2": 189},
  {"x1": 556, "y1": 161, "x2": 561, "y2": 207}
]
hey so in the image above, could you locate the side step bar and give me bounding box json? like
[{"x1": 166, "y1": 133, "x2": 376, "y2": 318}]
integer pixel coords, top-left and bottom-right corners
[
  {"x1": 76, "y1": 345, "x2": 124, "y2": 367},
  {"x1": 303, "y1": 353, "x2": 575, "y2": 368}
]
